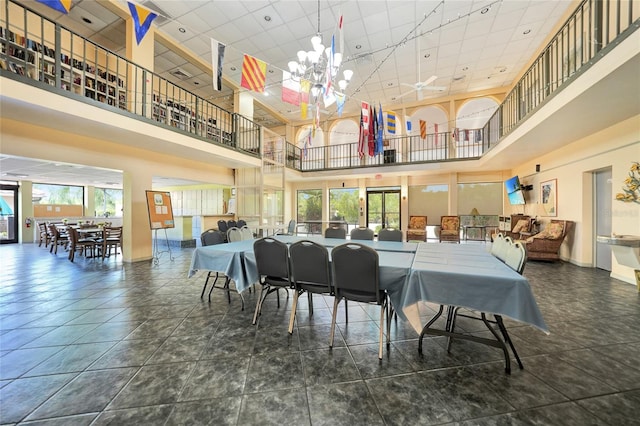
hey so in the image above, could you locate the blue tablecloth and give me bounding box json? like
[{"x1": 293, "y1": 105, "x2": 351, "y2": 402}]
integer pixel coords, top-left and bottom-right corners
[
  {"x1": 399, "y1": 243, "x2": 549, "y2": 333},
  {"x1": 273, "y1": 235, "x2": 418, "y2": 253}
]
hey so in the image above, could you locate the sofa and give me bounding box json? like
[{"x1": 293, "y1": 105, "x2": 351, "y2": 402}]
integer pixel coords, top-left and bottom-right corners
[{"x1": 523, "y1": 220, "x2": 574, "y2": 261}]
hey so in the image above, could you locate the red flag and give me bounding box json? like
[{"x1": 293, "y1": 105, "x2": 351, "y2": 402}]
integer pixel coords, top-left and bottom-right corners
[
  {"x1": 368, "y1": 105, "x2": 375, "y2": 156},
  {"x1": 434, "y1": 123, "x2": 439, "y2": 145}
]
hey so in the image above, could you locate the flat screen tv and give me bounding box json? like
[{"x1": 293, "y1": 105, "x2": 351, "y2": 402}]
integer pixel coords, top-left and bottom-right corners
[
  {"x1": 508, "y1": 189, "x2": 526, "y2": 205},
  {"x1": 505, "y1": 176, "x2": 521, "y2": 194}
]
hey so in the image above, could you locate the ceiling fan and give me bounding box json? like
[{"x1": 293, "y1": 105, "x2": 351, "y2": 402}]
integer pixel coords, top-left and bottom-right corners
[
  {"x1": 398, "y1": 75, "x2": 446, "y2": 100},
  {"x1": 398, "y1": 33, "x2": 446, "y2": 100}
]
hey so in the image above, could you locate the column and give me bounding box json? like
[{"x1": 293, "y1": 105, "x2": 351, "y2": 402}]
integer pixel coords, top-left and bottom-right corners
[
  {"x1": 19, "y1": 180, "x2": 34, "y2": 243},
  {"x1": 84, "y1": 185, "x2": 95, "y2": 217},
  {"x1": 122, "y1": 169, "x2": 153, "y2": 262}
]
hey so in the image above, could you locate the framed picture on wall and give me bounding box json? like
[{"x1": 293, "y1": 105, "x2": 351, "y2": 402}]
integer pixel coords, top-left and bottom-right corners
[{"x1": 540, "y1": 179, "x2": 557, "y2": 216}]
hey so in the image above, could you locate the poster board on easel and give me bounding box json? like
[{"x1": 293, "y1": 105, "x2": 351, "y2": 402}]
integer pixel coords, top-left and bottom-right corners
[{"x1": 145, "y1": 190, "x2": 175, "y2": 229}]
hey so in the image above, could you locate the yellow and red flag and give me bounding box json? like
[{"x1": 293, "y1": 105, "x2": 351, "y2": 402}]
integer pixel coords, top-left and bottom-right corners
[
  {"x1": 241, "y1": 54, "x2": 266, "y2": 93},
  {"x1": 419, "y1": 119, "x2": 427, "y2": 140}
]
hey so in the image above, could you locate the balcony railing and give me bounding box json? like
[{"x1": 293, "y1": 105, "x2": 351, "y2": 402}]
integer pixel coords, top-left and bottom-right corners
[{"x1": 0, "y1": 0, "x2": 260, "y2": 157}]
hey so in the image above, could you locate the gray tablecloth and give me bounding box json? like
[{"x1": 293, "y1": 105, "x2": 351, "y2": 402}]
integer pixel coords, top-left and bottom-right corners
[
  {"x1": 273, "y1": 235, "x2": 418, "y2": 253},
  {"x1": 399, "y1": 243, "x2": 548, "y2": 334}
]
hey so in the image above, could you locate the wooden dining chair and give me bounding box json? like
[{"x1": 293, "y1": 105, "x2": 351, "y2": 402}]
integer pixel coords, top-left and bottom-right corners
[
  {"x1": 37, "y1": 221, "x2": 50, "y2": 247},
  {"x1": 48, "y1": 223, "x2": 69, "y2": 254},
  {"x1": 103, "y1": 226, "x2": 122, "y2": 258},
  {"x1": 67, "y1": 227, "x2": 97, "y2": 262}
]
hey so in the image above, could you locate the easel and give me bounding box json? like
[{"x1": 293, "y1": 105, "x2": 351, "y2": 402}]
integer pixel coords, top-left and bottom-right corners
[{"x1": 152, "y1": 228, "x2": 174, "y2": 265}]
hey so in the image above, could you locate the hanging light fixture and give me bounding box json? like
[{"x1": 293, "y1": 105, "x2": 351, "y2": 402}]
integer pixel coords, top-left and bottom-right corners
[{"x1": 287, "y1": 0, "x2": 353, "y2": 101}]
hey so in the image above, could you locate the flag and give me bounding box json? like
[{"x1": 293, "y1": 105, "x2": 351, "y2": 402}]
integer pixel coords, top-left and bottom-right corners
[
  {"x1": 282, "y1": 70, "x2": 300, "y2": 106},
  {"x1": 406, "y1": 119, "x2": 412, "y2": 132},
  {"x1": 361, "y1": 102, "x2": 370, "y2": 137},
  {"x1": 300, "y1": 79, "x2": 311, "y2": 119},
  {"x1": 336, "y1": 92, "x2": 345, "y2": 117},
  {"x1": 338, "y1": 14, "x2": 344, "y2": 55},
  {"x1": 464, "y1": 129, "x2": 470, "y2": 141},
  {"x1": 127, "y1": 2, "x2": 157, "y2": 45},
  {"x1": 375, "y1": 104, "x2": 384, "y2": 155},
  {"x1": 368, "y1": 105, "x2": 375, "y2": 156},
  {"x1": 419, "y1": 120, "x2": 426, "y2": 140},
  {"x1": 36, "y1": 0, "x2": 71, "y2": 14},
  {"x1": 386, "y1": 111, "x2": 396, "y2": 134},
  {"x1": 302, "y1": 129, "x2": 312, "y2": 158},
  {"x1": 358, "y1": 110, "x2": 366, "y2": 158},
  {"x1": 434, "y1": 123, "x2": 439, "y2": 145},
  {"x1": 240, "y1": 54, "x2": 266, "y2": 93},
  {"x1": 451, "y1": 127, "x2": 459, "y2": 140},
  {"x1": 211, "y1": 38, "x2": 225, "y2": 91}
]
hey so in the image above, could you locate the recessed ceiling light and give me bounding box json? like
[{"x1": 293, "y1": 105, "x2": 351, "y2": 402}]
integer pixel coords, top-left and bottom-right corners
[
  {"x1": 264, "y1": 15, "x2": 271, "y2": 22},
  {"x1": 462, "y1": 66, "x2": 468, "y2": 71},
  {"x1": 230, "y1": 66, "x2": 237, "y2": 71},
  {"x1": 391, "y1": 97, "x2": 397, "y2": 101},
  {"x1": 268, "y1": 69, "x2": 274, "y2": 73},
  {"x1": 481, "y1": 7, "x2": 489, "y2": 14},
  {"x1": 499, "y1": 67, "x2": 507, "y2": 73},
  {"x1": 82, "y1": 17, "x2": 92, "y2": 24},
  {"x1": 523, "y1": 29, "x2": 531, "y2": 35},
  {"x1": 387, "y1": 82, "x2": 393, "y2": 86},
  {"x1": 178, "y1": 27, "x2": 186, "y2": 33},
  {"x1": 424, "y1": 53, "x2": 430, "y2": 58},
  {"x1": 355, "y1": 44, "x2": 362, "y2": 49}
]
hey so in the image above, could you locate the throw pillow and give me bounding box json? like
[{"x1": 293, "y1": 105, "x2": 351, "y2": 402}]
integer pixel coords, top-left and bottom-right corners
[
  {"x1": 547, "y1": 222, "x2": 564, "y2": 239},
  {"x1": 512, "y1": 219, "x2": 530, "y2": 234}
]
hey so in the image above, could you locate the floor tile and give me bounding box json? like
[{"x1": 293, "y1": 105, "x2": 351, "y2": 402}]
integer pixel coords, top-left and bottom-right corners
[{"x1": 237, "y1": 389, "x2": 310, "y2": 426}]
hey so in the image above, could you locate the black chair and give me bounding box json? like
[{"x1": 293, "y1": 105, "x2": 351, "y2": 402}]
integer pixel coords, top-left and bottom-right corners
[
  {"x1": 350, "y1": 227, "x2": 374, "y2": 241},
  {"x1": 378, "y1": 228, "x2": 403, "y2": 242},
  {"x1": 288, "y1": 240, "x2": 333, "y2": 334},
  {"x1": 330, "y1": 243, "x2": 390, "y2": 360},
  {"x1": 252, "y1": 238, "x2": 292, "y2": 324},
  {"x1": 201, "y1": 229, "x2": 246, "y2": 309},
  {"x1": 324, "y1": 227, "x2": 346, "y2": 239},
  {"x1": 227, "y1": 219, "x2": 237, "y2": 229},
  {"x1": 217, "y1": 220, "x2": 229, "y2": 234},
  {"x1": 237, "y1": 219, "x2": 247, "y2": 228}
]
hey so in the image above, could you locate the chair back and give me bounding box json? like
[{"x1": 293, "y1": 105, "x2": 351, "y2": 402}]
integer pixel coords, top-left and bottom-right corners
[
  {"x1": 350, "y1": 227, "x2": 374, "y2": 241},
  {"x1": 240, "y1": 226, "x2": 254, "y2": 240},
  {"x1": 201, "y1": 229, "x2": 225, "y2": 246},
  {"x1": 289, "y1": 240, "x2": 332, "y2": 294},
  {"x1": 440, "y1": 216, "x2": 460, "y2": 231},
  {"x1": 331, "y1": 243, "x2": 382, "y2": 304},
  {"x1": 237, "y1": 219, "x2": 247, "y2": 228},
  {"x1": 106, "y1": 226, "x2": 122, "y2": 240},
  {"x1": 287, "y1": 219, "x2": 297, "y2": 235},
  {"x1": 217, "y1": 220, "x2": 229, "y2": 233},
  {"x1": 253, "y1": 238, "x2": 291, "y2": 284},
  {"x1": 378, "y1": 228, "x2": 403, "y2": 242},
  {"x1": 227, "y1": 220, "x2": 237, "y2": 229},
  {"x1": 491, "y1": 232, "x2": 508, "y2": 261},
  {"x1": 408, "y1": 216, "x2": 427, "y2": 230},
  {"x1": 325, "y1": 227, "x2": 346, "y2": 239},
  {"x1": 504, "y1": 240, "x2": 527, "y2": 274},
  {"x1": 227, "y1": 227, "x2": 243, "y2": 242}
]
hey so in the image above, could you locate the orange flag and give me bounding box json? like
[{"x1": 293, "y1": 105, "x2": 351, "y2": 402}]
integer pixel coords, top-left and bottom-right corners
[{"x1": 240, "y1": 54, "x2": 266, "y2": 93}]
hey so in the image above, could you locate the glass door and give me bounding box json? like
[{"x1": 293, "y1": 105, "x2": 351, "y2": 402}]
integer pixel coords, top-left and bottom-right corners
[
  {"x1": 366, "y1": 188, "x2": 400, "y2": 233},
  {"x1": 0, "y1": 184, "x2": 19, "y2": 244}
]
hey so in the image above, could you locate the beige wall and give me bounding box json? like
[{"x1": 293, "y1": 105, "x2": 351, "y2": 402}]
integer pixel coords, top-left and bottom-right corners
[{"x1": 512, "y1": 115, "x2": 640, "y2": 284}]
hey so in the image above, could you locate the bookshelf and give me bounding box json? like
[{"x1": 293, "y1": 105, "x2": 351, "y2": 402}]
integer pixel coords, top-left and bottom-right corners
[{"x1": 0, "y1": 28, "x2": 127, "y2": 111}]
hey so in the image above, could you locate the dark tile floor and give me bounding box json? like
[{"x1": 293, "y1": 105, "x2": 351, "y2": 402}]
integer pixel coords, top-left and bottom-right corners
[{"x1": 1, "y1": 242, "x2": 639, "y2": 425}]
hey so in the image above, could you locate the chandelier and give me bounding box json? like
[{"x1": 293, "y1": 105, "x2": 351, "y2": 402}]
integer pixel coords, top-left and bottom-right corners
[{"x1": 287, "y1": 0, "x2": 353, "y2": 100}]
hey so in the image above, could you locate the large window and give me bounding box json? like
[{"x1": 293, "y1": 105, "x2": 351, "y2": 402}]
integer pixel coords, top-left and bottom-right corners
[
  {"x1": 297, "y1": 189, "x2": 322, "y2": 233},
  {"x1": 95, "y1": 188, "x2": 123, "y2": 217},
  {"x1": 33, "y1": 183, "x2": 83, "y2": 204},
  {"x1": 328, "y1": 188, "x2": 358, "y2": 225},
  {"x1": 408, "y1": 184, "x2": 449, "y2": 226},
  {"x1": 457, "y1": 182, "x2": 502, "y2": 216}
]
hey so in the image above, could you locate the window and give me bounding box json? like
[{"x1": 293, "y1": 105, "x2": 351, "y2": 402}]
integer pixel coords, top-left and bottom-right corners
[
  {"x1": 408, "y1": 184, "x2": 449, "y2": 226},
  {"x1": 297, "y1": 189, "x2": 322, "y2": 233},
  {"x1": 95, "y1": 188, "x2": 123, "y2": 217},
  {"x1": 33, "y1": 183, "x2": 83, "y2": 205},
  {"x1": 457, "y1": 182, "x2": 502, "y2": 215},
  {"x1": 329, "y1": 188, "x2": 358, "y2": 225}
]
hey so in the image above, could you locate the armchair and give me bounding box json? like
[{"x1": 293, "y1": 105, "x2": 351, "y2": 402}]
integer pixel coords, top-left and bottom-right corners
[
  {"x1": 523, "y1": 220, "x2": 574, "y2": 261},
  {"x1": 406, "y1": 216, "x2": 427, "y2": 241},
  {"x1": 439, "y1": 216, "x2": 461, "y2": 243}
]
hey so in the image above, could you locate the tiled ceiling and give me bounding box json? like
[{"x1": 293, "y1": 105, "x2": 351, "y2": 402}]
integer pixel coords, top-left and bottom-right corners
[{"x1": 22, "y1": 0, "x2": 573, "y2": 127}]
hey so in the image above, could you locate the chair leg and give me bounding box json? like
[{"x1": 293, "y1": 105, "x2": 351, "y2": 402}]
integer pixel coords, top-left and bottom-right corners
[
  {"x1": 308, "y1": 292, "x2": 313, "y2": 316},
  {"x1": 252, "y1": 284, "x2": 266, "y2": 325},
  {"x1": 288, "y1": 290, "x2": 301, "y2": 334},
  {"x1": 378, "y1": 300, "x2": 385, "y2": 360},
  {"x1": 329, "y1": 297, "x2": 340, "y2": 348},
  {"x1": 495, "y1": 315, "x2": 524, "y2": 370}
]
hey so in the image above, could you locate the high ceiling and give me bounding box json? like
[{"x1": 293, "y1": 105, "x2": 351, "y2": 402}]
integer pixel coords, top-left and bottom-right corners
[{"x1": 21, "y1": 0, "x2": 574, "y2": 127}]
